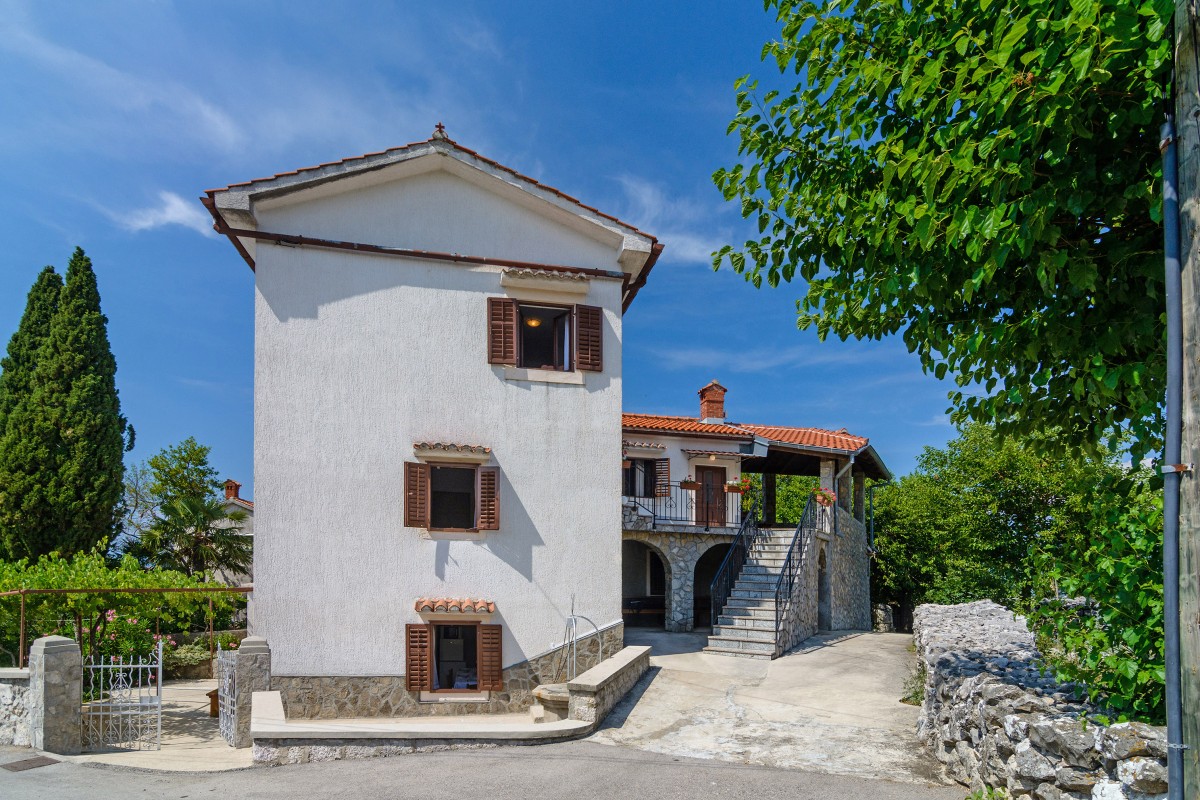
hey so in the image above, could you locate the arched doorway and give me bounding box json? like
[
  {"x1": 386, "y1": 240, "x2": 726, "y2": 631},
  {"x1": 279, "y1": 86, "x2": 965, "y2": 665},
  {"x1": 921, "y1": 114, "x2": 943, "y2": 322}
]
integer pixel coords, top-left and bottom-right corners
[
  {"x1": 817, "y1": 546, "x2": 832, "y2": 631},
  {"x1": 622, "y1": 540, "x2": 670, "y2": 628},
  {"x1": 692, "y1": 543, "x2": 732, "y2": 630}
]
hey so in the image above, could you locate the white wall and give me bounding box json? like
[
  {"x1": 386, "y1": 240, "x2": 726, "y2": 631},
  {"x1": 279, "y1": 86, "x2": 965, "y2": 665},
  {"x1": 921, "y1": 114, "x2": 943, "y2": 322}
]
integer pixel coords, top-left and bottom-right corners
[{"x1": 252, "y1": 173, "x2": 625, "y2": 676}]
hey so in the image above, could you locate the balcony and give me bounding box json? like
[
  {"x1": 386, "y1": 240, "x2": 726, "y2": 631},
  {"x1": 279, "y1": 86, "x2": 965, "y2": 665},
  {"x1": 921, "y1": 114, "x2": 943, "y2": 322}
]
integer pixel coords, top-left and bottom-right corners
[{"x1": 623, "y1": 482, "x2": 744, "y2": 530}]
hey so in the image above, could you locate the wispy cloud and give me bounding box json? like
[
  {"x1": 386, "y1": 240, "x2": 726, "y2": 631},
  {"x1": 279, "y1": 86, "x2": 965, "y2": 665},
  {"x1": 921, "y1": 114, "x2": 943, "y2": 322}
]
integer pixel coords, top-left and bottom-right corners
[
  {"x1": 451, "y1": 17, "x2": 504, "y2": 59},
  {"x1": 915, "y1": 413, "x2": 954, "y2": 427},
  {"x1": 614, "y1": 175, "x2": 727, "y2": 264},
  {"x1": 0, "y1": 12, "x2": 244, "y2": 153},
  {"x1": 641, "y1": 342, "x2": 895, "y2": 374},
  {"x1": 112, "y1": 191, "x2": 216, "y2": 238}
]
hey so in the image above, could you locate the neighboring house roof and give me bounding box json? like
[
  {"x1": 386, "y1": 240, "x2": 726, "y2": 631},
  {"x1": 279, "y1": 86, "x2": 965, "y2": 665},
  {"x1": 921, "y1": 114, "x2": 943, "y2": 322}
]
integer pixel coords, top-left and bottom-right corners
[
  {"x1": 225, "y1": 497, "x2": 254, "y2": 511},
  {"x1": 621, "y1": 413, "x2": 754, "y2": 440},
  {"x1": 202, "y1": 128, "x2": 662, "y2": 310},
  {"x1": 735, "y1": 424, "x2": 868, "y2": 452}
]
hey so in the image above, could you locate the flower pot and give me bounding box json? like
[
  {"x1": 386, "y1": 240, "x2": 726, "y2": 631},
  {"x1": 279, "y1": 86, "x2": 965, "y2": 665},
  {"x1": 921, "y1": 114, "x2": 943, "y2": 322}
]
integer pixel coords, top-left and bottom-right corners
[
  {"x1": 622, "y1": 459, "x2": 632, "y2": 469},
  {"x1": 724, "y1": 485, "x2": 743, "y2": 494},
  {"x1": 679, "y1": 481, "x2": 700, "y2": 491}
]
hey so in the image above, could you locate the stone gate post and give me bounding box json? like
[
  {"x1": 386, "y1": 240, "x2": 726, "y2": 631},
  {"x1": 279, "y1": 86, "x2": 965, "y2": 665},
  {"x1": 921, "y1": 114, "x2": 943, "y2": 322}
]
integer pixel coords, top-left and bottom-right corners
[
  {"x1": 28, "y1": 636, "x2": 81, "y2": 755},
  {"x1": 233, "y1": 636, "x2": 271, "y2": 748}
]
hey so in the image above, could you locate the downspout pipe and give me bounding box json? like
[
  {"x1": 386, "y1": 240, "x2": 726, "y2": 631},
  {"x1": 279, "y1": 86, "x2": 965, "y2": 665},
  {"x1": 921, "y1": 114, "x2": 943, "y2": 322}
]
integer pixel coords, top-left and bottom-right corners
[{"x1": 1160, "y1": 116, "x2": 1185, "y2": 800}]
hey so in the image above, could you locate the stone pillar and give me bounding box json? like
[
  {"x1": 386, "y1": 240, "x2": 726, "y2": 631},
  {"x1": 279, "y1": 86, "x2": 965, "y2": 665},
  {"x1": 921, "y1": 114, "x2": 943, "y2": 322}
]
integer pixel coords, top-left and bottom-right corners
[
  {"x1": 233, "y1": 636, "x2": 271, "y2": 748},
  {"x1": 666, "y1": 548, "x2": 697, "y2": 632},
  {"x1": 838, "y1": 467, "x2": 852, "y2": 512},
  {"x1": 762, "y1": 472, "x2": 777, "y2": 526},
  {"x1": 819, "y1": 460, "x2": 835, "y2": 493},
  {"x1": 853, "y1": 474, "x2": 866, "y2": 523},
  {"x1": 28, "y1": 636, "x2": 81, "y2": 755}
]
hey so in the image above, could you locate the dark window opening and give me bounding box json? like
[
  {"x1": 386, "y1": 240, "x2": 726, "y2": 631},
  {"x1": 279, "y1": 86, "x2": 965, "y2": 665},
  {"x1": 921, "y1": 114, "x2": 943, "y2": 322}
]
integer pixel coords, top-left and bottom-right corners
[
  {"x1": 648, "y1": 552, "x2": 666, "y2": 596},
  {"x1": 430, "y1": 466, "x2": 475, "y2": 529},
  {"x1": 518, "y1": 304, "x2": 570, "y2": 370},
  {"x1": 433, "y1": 624, "x2": 478, "y2": 691},
  {"x1": 622, "y1": 458, "x2": 656, "y2": 497}
]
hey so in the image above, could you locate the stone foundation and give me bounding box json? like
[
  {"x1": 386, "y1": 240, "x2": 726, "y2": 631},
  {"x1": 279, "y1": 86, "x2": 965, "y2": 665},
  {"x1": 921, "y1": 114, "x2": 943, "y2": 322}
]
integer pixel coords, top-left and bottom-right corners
[
  {"x1": 273, "y1": 623, "x2": 623, "y2": 719},
  {"x1": 915, "y1": 601, "x2": 1169, "y2": 799}
]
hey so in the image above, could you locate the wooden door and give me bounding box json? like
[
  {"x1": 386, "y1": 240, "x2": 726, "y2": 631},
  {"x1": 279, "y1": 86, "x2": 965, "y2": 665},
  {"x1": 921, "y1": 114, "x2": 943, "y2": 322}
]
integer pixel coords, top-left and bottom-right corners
[{"x1": 695, "y1": 465, "x2": 727, "y2": 527}]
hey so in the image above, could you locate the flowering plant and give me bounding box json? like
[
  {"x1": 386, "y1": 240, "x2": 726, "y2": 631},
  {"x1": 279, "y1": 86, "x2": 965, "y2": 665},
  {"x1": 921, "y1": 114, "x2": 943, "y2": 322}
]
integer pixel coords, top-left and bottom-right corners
[{"x1": 813, "y1": 487, "x2": 837, "y2": 507}]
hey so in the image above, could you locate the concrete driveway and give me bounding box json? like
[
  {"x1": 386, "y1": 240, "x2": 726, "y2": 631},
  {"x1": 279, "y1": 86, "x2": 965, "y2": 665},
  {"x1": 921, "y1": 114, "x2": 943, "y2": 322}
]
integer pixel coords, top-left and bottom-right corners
[{"x1": 590, "y1": 629, "x2": 948, "y2": 787}]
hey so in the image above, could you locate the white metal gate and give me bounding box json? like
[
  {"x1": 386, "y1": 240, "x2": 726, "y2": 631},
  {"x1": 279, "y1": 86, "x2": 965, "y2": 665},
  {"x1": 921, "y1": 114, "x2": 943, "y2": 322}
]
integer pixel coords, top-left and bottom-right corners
[
  {"x1": 81, "y1": 641, "x2": 162, "y2": 752},
  {"x1": 216, "y1": 645, "x2": 237, "y2": 746}
]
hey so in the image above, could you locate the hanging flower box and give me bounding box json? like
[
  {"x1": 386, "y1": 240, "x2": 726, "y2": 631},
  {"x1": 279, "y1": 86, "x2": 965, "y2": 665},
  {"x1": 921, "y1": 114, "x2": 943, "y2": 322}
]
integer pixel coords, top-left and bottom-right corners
[
  {"x1": 679, "y1": 478, "x2": 700, "y2": 491},
  {"x1": 724, "y1": 482, "x2": 743, "y2": 494},
  {"x1": 622, "y1": 459, "x2": 632, "y2": 469},
  {"x1": 814, "y1": 487, "x2": 837, "y2": 507}
]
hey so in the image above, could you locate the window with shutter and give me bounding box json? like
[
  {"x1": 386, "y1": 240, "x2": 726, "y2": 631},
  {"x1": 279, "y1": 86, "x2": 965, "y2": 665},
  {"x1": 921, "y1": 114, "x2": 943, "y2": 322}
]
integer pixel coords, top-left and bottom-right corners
[
  {"x1": 405, "y1": 462, "x2": 430, "y2": 527},
  {"x1": 654, "y1": 458, "x2": 670, "y2": 497},
  {"x1": 574, "y1": 304, "x2": 603, "y2": 371},
  {"x1": 477, "y1": 467, "x2": 499, "y2": 530},
  {"x1": 406, "y1": 624, "x2": 432, "y2": 691},
  {"x1": 478, "y1": 624, "x2": 503, "y2": 691},
  {"x1": 488, "y1": 297, "x2": 518, "y2": 365}
]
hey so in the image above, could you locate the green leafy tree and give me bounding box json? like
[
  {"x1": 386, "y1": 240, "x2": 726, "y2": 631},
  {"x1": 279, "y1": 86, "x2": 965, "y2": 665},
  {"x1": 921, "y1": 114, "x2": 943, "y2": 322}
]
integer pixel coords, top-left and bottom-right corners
[
  {"x1": 16, "y1": 248, "x2": 134, "y2": 559},
  {"x1": 124, "y1": 496, "x2": 251, "y2": 579},
  {"x1": 1027, "y1": 472, "x2": 1164, "y2": 723},
  {"x1": 146, "y1": 436, "x2": 221, "y2": 509},
  {"x1": 0, "y1": 266, "x2": 62, "y2": 559},
  {"x1": 714, "y1": 0, "x2": 1172, "y2": 461},
  {"x1": 0, "y1": 550, "x2": 236, "y2": 663},
  {"x1": 871, "y1": 424, "x2": 1119, "y2": 626}
]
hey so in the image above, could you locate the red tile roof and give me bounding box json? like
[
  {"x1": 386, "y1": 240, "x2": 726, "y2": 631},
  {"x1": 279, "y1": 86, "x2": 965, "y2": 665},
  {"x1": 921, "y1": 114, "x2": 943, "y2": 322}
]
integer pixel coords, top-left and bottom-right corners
[
  {"x1": 621, "y1": 413, "x2": 752, "y2": 439},
  {"x1": 207, "y1": 134, "x2": 657, "y2": 242},
  {"x1": 621, "y1": 414, "x2": 869, "y2": 453},
  {"x1": 736, "y1": 424, "x2": 868, "y2": 452},
  {"x1": 414, "y1": 597, "x2": 496, "y2": 614}
]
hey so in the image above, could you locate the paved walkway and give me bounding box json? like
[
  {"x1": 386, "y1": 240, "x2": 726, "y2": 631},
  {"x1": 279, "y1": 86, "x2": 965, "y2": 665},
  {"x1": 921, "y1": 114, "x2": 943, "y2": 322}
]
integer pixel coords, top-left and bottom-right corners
[{"x1": 590, "y1": 629, "x2": 946, "y2": 785}]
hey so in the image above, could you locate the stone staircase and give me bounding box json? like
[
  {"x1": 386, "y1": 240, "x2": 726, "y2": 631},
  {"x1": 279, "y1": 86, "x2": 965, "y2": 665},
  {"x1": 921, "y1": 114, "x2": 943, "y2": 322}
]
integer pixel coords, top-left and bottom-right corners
[{"x1": 703, "y1": 529, "x2": 795, "y2": 659}]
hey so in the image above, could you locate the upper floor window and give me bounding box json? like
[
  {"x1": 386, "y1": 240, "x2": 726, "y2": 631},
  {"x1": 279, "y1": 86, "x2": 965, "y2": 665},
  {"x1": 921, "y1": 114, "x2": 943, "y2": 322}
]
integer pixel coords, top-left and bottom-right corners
[
  {"x1": 488, "y1": 298, "x2": 602, "y2": 372},
  {"x1": 405, "y1": 461, "x2": 499, "y2": 532},
  {"x1": 623, "y1": 457, "x2": 670, "y2": 498}
]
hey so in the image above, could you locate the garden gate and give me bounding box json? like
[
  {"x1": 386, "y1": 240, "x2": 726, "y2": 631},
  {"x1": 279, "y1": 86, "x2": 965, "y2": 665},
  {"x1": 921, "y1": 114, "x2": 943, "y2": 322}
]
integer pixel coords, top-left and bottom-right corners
[
  {"x1": 216, "y1": 644, "x2": 237, "y2": 746},
  {"x1": 81, "y1": 641, "x2": 163, "y2": 751}
]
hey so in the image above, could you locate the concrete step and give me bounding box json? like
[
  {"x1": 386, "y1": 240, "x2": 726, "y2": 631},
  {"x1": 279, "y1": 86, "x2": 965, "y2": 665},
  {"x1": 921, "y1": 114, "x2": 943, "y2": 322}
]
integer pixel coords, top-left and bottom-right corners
[
  {"x1": 740, "y1": 564, "x2": 784, "y2": 575},
  {"x1": 704, "y1": 635, "x2": 776, "y2": 655},
  {"x1": 712, "y1": 625, "x2": 775, "y2": 642},
  {"x1": 701, "y1": 645, "x2": 773, "y2": 660},
  {"x1": 718, "y1": 611, "x2": 776, "y2": 627},
  {"x1": 734, "y1": 575, "x2": 779, "y2": 588},
  {"x1": 718, "y1": 605, "x2": 776, "y2": 620},
  {"x1": 731, "y1": 587, "x2": 776, "y2": 600},
  {"x1": 723, "y1": 596, "x2": 777, "y2": 610}
]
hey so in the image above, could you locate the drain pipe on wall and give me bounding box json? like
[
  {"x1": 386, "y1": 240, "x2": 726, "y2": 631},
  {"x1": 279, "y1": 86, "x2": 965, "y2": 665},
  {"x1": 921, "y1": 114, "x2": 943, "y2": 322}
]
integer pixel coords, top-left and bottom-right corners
[{"x1": 1160, "y1": 115, "x2": 1187, "y2": 800}]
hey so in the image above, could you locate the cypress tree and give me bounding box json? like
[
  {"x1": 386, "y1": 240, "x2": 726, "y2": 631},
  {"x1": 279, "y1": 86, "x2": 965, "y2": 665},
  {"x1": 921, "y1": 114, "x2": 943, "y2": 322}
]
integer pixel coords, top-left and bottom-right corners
[
  {"x1": 4, "y1": 248, "x2": 132, "y2": 559},
  {"x1": 0, "y1": 267, "x2": 62, "y2": 559}
]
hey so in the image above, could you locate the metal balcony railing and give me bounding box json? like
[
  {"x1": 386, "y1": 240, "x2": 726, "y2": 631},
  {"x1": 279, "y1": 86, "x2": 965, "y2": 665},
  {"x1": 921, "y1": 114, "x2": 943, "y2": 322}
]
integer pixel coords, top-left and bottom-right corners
[{"x1": 624, "y1": 481, "x2": 744, "y2": 529}]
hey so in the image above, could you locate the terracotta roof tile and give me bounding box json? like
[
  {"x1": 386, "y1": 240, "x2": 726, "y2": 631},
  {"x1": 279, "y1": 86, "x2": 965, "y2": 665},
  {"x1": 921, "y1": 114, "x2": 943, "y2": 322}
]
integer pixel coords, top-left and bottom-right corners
[
  {"x1": 736, "y1": 424, "x2": 868, "y2": 452},
  {"x1": 414, "y1": 597, "x2": 496, "y2": 614},
  {"x1": 621, "y1": 413, "x2": 752, "y2": 439},
  {"x1": 412, "y1": 442, "x2": 492, "y2": 456},
  {"x1": 207, "y1": 136, "x2": 656, "y2": 242},
  {"x1": 622, "y1": 439, "x2": 666, "y2": 450}
]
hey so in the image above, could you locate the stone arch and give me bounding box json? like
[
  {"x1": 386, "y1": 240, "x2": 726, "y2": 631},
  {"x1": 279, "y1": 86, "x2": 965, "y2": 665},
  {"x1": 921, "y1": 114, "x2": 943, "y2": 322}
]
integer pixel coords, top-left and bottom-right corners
[
  {"x1": 621, "y1": 537, "x2": 673, "y2": 628},
  {"x1": 692, "y1": 542, "x2": 732, "y2": 629},
  {"x1": 817, "y1": 545, "x2": 832, "y2": 632}
]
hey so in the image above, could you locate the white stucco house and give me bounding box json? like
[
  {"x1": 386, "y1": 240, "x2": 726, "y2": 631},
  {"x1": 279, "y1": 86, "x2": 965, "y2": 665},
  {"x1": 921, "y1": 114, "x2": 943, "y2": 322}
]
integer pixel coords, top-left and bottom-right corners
[
  {"x1": 215, "y1": 479, "x2": 254, "y2": 587},
  {"x1": 203, "y1": 127, "x2": 660, "y2": 717}
]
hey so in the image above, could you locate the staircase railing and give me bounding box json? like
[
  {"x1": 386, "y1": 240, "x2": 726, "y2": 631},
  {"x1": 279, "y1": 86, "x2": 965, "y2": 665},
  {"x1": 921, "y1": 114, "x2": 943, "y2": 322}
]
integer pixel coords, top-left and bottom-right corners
[
  {"x1": 709, "y1": 504, "x2": 761, "y2": 628},
  {"x1": 773, "y1": 495, "x2": 828, "y2": 643}
]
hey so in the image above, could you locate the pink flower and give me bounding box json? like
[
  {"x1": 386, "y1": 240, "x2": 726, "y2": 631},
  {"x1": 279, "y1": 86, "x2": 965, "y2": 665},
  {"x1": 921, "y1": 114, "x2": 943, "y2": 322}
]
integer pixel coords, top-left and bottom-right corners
[{"x1": 105, "y1": 610, "x2": 116, "y2": 622}]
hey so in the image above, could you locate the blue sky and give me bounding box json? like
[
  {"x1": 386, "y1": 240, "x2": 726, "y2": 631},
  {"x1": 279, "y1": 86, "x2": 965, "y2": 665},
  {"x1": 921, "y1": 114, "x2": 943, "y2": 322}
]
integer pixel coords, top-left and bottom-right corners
[{"x1": 0, "y1": 1, "x2": 957, "y2": 495}]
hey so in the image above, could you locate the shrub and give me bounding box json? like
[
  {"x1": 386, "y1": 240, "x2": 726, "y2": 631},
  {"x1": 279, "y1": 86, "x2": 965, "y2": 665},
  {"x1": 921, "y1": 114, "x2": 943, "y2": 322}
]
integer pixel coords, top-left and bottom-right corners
[{"x1": 164, "y1": 642, "x2": 211, "y2": 669}]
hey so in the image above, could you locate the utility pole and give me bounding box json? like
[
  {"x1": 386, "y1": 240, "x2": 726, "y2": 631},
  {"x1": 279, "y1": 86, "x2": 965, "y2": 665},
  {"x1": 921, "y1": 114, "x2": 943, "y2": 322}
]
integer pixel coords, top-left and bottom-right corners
[{"x1": 1172, "y1": 3, "x2": 1200, "y2": 797}]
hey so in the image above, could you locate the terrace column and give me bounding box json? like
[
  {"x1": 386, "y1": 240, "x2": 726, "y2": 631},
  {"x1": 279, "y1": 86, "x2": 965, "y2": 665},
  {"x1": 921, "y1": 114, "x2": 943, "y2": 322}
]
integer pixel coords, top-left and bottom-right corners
[
  {"x1": 819, "y1": 460, "x2": 835, "y2": 495},
  {"x1": 762, "y1": 473, "x2": 777, "y2": 526},
  {"x1": 853, "y1": 474, "x2": 866, "y2": 523}
]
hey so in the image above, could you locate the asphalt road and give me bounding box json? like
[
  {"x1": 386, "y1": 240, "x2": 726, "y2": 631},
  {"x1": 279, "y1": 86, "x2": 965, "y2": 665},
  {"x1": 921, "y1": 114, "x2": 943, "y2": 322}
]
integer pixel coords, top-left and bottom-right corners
[{"x1": 2, "y1": 741, "x2": 966, "y2": 800}]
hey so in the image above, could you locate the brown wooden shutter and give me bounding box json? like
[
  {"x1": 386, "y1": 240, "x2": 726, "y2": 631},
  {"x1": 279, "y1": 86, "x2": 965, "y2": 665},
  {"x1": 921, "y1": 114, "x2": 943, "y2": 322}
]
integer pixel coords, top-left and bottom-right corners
[
  {"x1": 406, "y1": 624, "x2": 432, "y2": 691},
  {"x1": 488, "y1": 297, "x2": 518, "y2": 365},
  {"x1": 654, "y1": 458, "x2": 670, "y2": 497},
  {"x1": 477, "y1": 467, "x2": 499, "y2": 530},
  {"x1": 404, "y1": 462, "x2": 429, "y2": 528},
  {"x1": 479, "y1": 624, "x2": 503, "y2": 691},
  {"x1": 574, "y1": 304, "x2": 603, "y2": 371}
]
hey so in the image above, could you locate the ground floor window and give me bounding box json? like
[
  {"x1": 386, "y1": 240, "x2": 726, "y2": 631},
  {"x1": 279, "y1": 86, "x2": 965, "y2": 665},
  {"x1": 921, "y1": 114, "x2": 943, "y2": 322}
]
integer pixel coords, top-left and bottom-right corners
[{"x1": 433, "y1": 624, "x2": 478, "y2": 691}]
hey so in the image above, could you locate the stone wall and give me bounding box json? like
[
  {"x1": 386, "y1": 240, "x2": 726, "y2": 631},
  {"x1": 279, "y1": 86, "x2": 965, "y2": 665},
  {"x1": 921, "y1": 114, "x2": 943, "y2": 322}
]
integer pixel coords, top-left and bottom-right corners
[
  {"x1": 622, "y1": 526, "x2": 734, "y2": 632},
  {"x1": 776, "y1": 529, "x2": 820, "y2": 655},
  {"x1": 831, "y1": 506, "x2": 871, "y2": 631},
  {"x1": 566, "y1": 645, "x2": 650, "y2": 724},
  {"x1": 273, "y1": 623, "x2": 623, "y2": 719},
  {"x1": 0, "y1": 669, "x2": 30, "y2": 746},
  {"x1": 914, "y1": 601, "x2": 1169, "y2": 799}
]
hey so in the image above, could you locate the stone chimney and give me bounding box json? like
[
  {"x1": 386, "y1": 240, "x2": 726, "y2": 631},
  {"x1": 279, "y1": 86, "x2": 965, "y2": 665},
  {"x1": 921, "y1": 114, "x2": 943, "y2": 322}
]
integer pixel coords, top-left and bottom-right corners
[
  {"x1": 699, "y1": 381, "x2": 727, "y2": 423},
  {"x1": 224, "y1": 479, "x2": 241, "y2": 501}
]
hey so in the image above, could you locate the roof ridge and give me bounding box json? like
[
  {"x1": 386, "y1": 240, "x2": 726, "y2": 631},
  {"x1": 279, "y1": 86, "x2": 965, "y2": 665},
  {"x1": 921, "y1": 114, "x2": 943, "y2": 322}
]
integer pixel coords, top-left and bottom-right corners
[{"x1": 207, "y1": 135, "x2": 657, "y2": 241}]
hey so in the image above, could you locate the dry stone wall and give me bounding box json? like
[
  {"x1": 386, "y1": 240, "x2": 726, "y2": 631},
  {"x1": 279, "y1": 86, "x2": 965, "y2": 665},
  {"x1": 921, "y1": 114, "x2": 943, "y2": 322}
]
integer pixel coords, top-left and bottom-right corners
[
  {"x1": 0, "y1": 669, "x2": 30, "y2": 746},
  {"x1": 914, "y1": 601, "x2": 1168, "y2": 799}
]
